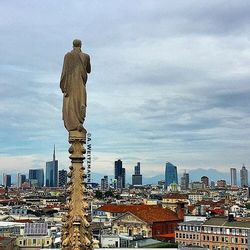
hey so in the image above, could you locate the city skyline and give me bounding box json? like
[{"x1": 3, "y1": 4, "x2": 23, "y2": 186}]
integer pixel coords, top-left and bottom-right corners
[
  {"x1": 1, "y1": 1, "x2": 250, "y2": 177},
  {"x1": 0, "y1": 161, "x2": 249, "y2": 187}
]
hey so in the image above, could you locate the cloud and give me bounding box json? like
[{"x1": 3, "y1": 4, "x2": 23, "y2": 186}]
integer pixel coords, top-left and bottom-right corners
[{"x1": 0, "y1": 0, "x2": 250, "y2": 179}]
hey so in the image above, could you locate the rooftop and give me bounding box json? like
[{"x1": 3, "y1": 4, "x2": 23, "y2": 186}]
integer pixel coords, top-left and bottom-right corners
[
  {"x1": 204, "y1": 217, "x2": 250, "y2": 228},
  {"x1": 98, "y1": 204, "x2": 181, "y2": 223}
]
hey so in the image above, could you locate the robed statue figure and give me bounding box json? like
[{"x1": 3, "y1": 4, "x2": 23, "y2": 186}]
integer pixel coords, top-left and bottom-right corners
[{"x1": 60, "y1": 39, "x2": 91, "y2": 132}]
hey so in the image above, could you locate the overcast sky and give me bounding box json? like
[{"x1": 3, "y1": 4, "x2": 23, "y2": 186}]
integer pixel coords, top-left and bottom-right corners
[{"x1": 1, "y1": 0, "x2": 250, "y2": 179}]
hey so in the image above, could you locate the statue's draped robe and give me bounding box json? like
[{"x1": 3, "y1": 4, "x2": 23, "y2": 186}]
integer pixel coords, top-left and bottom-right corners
[{"x1": 60, "y1": 48, "x2": 91, "y2": 131}]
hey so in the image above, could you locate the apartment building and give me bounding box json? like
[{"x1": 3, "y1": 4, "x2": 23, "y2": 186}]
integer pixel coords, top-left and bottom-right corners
[{"x1": 176, "y1": 217, "x2": 250, "y2": 250}]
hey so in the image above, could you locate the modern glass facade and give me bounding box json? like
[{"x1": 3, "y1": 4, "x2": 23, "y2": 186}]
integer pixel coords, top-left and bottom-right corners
[
  {"x1": 46, "y1": 160, "x2": 58, "y2": 187},
  {"x1": 165, "y1": 162, "x2": 178, "y2": 188},
  {"x1": 29, "y1": 169, "x2": 44, "y2": 187}
]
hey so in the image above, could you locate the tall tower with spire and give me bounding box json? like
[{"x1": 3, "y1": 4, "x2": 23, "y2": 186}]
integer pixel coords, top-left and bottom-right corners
[
  {"x1": 46, "y1": 145, "x2": 58, "y2": 187},
  {"x1": 53, "y1": 144, "x2": 56, "y2": 161}
]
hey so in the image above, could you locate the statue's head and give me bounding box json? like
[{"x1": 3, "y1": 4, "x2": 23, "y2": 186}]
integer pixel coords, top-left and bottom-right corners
[{"x1": 73, "y1": 39, "x2": 82, "y2": 48}]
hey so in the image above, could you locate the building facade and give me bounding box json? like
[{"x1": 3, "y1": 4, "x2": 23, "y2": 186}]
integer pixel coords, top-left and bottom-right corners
[
  {"x1": 175, "y1": 217, "x2": 250, "y2": 249},
  {"x1": 132, "y1": 162, "x2": 142, "y2": 186},
  {"x1": 240, "y1": 165, "x2": 248, "y2": 187},
  {"x1": 58, "y1": 170, "x2": 67, "y2": 187},
  {"x1": 201, "y1": 176, "x2": 209, "y2": 187},
  {"x1": 29, "y1": 169, "x2": 44, "y2": 187},
  {"x1": 181, "y1": 172, "x2": 189, "y2": 190},
  {"x1": 114, "y1": 159, "x2": 125, "y2": 189},
  {"x1": 17, "y1": 174, "x2": 26, "y2": 188},
  {"x1": 165, "y1": 162, "x2": 178, "y2": 188},
  {"x1": 230, "y1": 168, "x2": 237, "y2": 187},
  {"x1": 98, "y1": 204, "x2": 182, "y2": 240},
  {"x1": 2, "y1": 174, "x2": 11, "y2": 188},
  {"x1": 101, "y1": 175, "x2": 109, "y2": 191}
]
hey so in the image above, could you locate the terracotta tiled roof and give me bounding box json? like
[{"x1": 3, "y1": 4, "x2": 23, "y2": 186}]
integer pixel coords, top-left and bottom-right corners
[
  {"x1": 162, "y1": 193, "x2": 188, "y2": 199},
  {"x1": 14, "y1": 219, "x2": 33, "y2": 223},
  {"x1": 197, "y1": 199, "x2": 225, "y2": 207},
  {"x1": 98, "y1": 204, "x2": 180, "y2": 223}
]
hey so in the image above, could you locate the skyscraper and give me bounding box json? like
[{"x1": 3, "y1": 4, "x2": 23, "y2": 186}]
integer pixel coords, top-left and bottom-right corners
[
  {"x1": 240, "y1": 165, "x2": 248, "y2": 187},
  {"x1": 134, "y1": 162, "x2": 140, "y2": 175},
  {"x1": 46, "y1": 146, "x2": 58, "y2": 187},
  {"x1": 132, "y1": 162, "x2": 142, "y2": 186},
  {"x1": 230, "y1": 168, "x2": 237, "y2": 187},
  {"x1": 114, "y1": 159, "x2": 125, "y2": 188},
  {"x1": 29, "y1": 169, "x2": 44, "y2": 187},
  {"x1": 2, "y1": 174, "x2": 11, "y2": 187},
  {"x1": 17, "y1": 173, "x2": 26, "y2": 188},
  {"x1": 165, "y1": 162, "x2": 178, "y2": 188},
  {"x1": 59, "y1": 170, "x2": 68, "y2": 187},
  {"x1": 101, "y1": 175, "x2": 109, "y2": 190},
  {"x1": 180, "y1": 171, "x2": 189, "y2": 190}
]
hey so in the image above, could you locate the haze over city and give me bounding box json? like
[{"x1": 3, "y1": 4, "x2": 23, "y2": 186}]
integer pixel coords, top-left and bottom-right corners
[{"x1": 1, "y1": 0, "x2": 250, "y2": 178}]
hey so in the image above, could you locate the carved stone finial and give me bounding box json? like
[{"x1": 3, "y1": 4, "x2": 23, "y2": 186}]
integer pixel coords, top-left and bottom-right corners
[{"x1": 61, "y1": 129, "x2": 94, "y2": 250}]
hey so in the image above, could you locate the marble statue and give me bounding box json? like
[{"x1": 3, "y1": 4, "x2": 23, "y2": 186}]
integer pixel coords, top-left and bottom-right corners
[{"x1": 60, "y1": 39, "x2": 91, "y2": 132}]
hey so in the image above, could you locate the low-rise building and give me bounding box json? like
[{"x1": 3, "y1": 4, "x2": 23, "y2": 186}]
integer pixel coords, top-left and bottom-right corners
[{"x1": 97, "y1": 204, "x2": 182, "y2": 241}]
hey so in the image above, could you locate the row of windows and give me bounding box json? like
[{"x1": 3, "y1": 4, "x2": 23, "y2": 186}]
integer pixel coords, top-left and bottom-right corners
[
  {"x1": 179, "y1": 225, "x2": 247, "y2": 235},
  {"x1": 179, "y1": 225, "x2": 201, "y2": 232},
  {"x1": 178, "y1": 240, "x2": 248, "y2": 250},
  {"x1": 202, "y1": 227, "x2": 247, "y2": 235},
  {"x1": 203, "y1": 245, "x2": 248, "y2": 250},
  {"x1": 176, "y1": 232, "x2": 199, "y2": 240},
  {"x1": 19, "y1": 239, "x2": 50, "y2": 246},
  {"x1": 202, "y1": 235, "x2": 247, "y2": 244},
  {"x1": 177, "y1": 232, "x2": 247, "y2": 245}
]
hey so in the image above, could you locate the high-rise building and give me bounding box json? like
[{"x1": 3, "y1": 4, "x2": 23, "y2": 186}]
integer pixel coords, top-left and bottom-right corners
[
  {"x1": 17, "y1": 173, "x2": 26, "y2": 188},
  {"x1": 114, "y1": 159, "x2": 122, "y2": 180},
  {"x1": 230, "y1": 168, "x2": 237, "y2": 187},
  {"x1": 29, "y1": 169, "x2": 44, "y2": 187},
  {"x1": 121, "y1": 168, "x2": 126, "y2": 188},
  {"x1": 134, "y1": 162, "x2": 140, "y2": 175},
  {"x1": 132, "y1": 162, "x2": 142, "y2": 186},
  {"x1": 165, "y1": 162, "x2": 178, "y2": 188},
  {"x1": 201, "y1": 176, "x2": 209, "y2": 187},
  {"x1": 180, "y1": 171, "x2": 189, "y2": 190},
  {"x1": 114, "y1": 159, "x2": 125, "y2": 188},
  {"x1": 46, "y1": 146, "x2": 58, "y2": 187},
  {"x1": 240, "y1": 165, "x2": 248, "y2": 187},
  {"x1": 59, "y1": 170, "x2": 68, "y2": 187},
  {"x1": 2, "y1": 174, "x2": 11, "y2": 187},
  {"x1": 101, "y1": 176, "x2": 109, "y2": 190}
]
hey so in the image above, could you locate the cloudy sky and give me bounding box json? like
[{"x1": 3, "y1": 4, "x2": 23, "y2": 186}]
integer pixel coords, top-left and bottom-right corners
[{"x1": 1, "y1": 0, "x2": 250, "y2": 180}]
